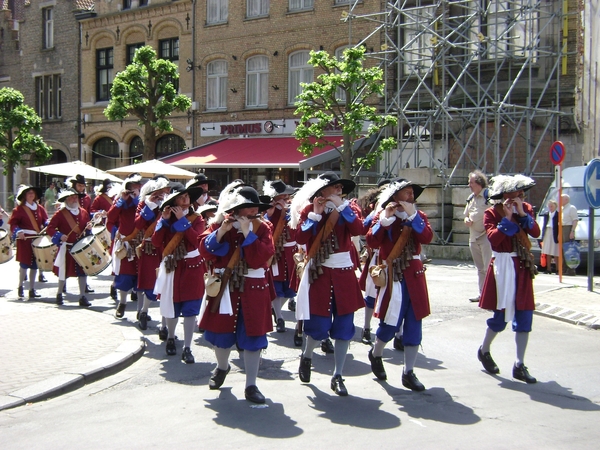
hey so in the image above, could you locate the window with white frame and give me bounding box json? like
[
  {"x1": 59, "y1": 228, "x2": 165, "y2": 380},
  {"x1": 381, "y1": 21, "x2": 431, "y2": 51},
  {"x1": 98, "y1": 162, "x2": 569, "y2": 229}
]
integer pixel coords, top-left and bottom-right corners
[
  {"x1": 288, "y1": 51, "x2": 314, "y2": 105},
  {"x1": 207, "y1": 0, "x2": 228, "y2": 24},
  {"x1": 43, "y1": 7, "x2": 53, "y2": 49},
  {"x1": 35, "y1": 74, "x2": 62, "y2": 120},
  {"x1": 400, "y1": 5, "x2": 435, "y2": 76},
  {"x1": 335, "y1": 46, "x2": 350, "y2": 103},
  {"x1": 247, "y1": 0, "x2": 269, "y2": 18},
  {"x1": 246, "y1": 56, "x2": 269, "y2": 108},
  {"x1": 97, "y1": 48, "x2": 114, "y2": 101},
  {"x1": 207, "y1": 60, "x2": 228, "y2": 110},
  {"x1": 289, "y1": 0, "x2": 313, "y2": 11}
]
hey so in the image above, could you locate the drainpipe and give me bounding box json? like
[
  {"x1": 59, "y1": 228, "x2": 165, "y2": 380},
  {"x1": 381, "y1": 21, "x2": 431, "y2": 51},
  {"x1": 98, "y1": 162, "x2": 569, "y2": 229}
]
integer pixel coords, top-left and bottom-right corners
[{"x1": 191, "y1": 0, "x2": 197, "y2": 148}]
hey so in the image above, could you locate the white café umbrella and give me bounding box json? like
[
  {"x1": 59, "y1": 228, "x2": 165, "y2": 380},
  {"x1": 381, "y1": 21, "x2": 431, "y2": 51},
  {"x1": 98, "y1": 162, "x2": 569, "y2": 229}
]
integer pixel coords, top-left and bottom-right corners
[
  {"x1": 107, "y1": 159, "x2": 197, "y2": 180},
  {"x1": 27, "y1": 160, "x2": 123, "y2": 182}
]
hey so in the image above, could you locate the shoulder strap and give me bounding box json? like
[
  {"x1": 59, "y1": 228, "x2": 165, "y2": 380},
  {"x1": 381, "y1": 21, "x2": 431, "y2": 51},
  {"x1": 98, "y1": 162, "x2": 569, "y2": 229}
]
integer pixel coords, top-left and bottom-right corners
[
  {"x1": 22, "y1": 206, "x2": 41, "y2": 234},
  {"x1": 61, "y1": 208, "x2": 82, "y2": 236},
  {"x1": 161, "y1": 212, "x2": 198, "y2": 258},
  {"x1": 306, "y1": 209, "x2": 340, "y2": 261}
]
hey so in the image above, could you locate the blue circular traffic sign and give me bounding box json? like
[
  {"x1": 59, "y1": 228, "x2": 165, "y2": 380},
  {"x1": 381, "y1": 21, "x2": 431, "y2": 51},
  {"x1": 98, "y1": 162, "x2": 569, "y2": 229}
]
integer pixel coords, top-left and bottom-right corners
[
  {"x1": 550, "y1": 141, "x2": 565, "y2": 165},
  {"x1": 584, "y1": 159, "x2": 600, "y2": 209}
]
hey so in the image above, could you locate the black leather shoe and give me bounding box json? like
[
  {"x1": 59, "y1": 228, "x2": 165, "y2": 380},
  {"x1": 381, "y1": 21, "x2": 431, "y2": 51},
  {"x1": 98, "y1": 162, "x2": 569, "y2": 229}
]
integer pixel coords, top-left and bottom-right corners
[
  {"x1": 245, "y1": 385, "x2": 266, "y2": 404},
  {"x1": 330, "y1": 374, "x2": 348, "y2": 396},
  {"x1": 136, "y1": 310, "x2": 152, "y2": 322},
  {"x1": 166, "y1": 338, "x2": 176, "y2": 356},
  {"x1": 158, "y1": 327, "x2": 168, "y2": 341},
  {"x1": 29, "y1": 289, "x2": 41, "y2": 299},
  {"x1": 62, "y1": 284, "x2": 67, "y2": 294},
  {"x1": 402, "y1": 370, "x2": 425, "y2": 391},
  {"x1": 181, "y1": 347, "x2": 195, "y2": 364},
  {"x1": 38, "y1": 273, "x2": 47, "y2": 283},
  {"x1": 393, "y1": 335, "x2": 404, "y2": 351},
  {"x1": 131, "y1": 291, "x2": 138, "y2": 301},
  {"x1": 18, "y1": 286, "x2": 24, "y2": 298},
  {"x1": 321, "y1": 338, "x2": 334, "y2": 354},
  {"x1": 79, "y1": 296, "x2": 91, "y2": 307},
  {"x1": 276, "y1": 318, "x2": 286, "y2": 333},
  {"x1": 110, "y1": 285, "x2": 117, "y2": 300},
  {"x1": 478, "y1": 347, "x2": 500, "y2": 374},
  {"x1": 114, "y1": 302, "x2": 126, "y2": 318},
  {"x1": 299, "y1": 356, "x2": 311, "y2": 383},
  {"x1": 287, "y1": 298, "x2": 296, "y2": 311},
  {"x1": 362, "y1": 328, "x2": 372, "y2": 344},
  {"x1": 56, "y1": 293, "x2": 63, "y2": 305},
  {"x1": 293, "y1": 332, "x2": 303, "y2": 347},
  {"x1": 138, "y1": 312, "x2": 148, "y2": 330},
  {"x1": 368, "y1": 349, "x2": 387, "y2": 380},
  {"x1": 209, "y1": 365, "x2": 231, "y2": 390},
  {"x1": 85, "y1": 285, "x2": 94, "y2": 293},
  {"x1": 513, "y1": 363, "x2": 537, "y2": 384}
]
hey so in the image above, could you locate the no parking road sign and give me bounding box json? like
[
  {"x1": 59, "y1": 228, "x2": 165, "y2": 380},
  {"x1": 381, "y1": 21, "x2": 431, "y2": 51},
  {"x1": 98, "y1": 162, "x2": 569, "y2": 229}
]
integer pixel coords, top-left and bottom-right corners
[
  {"x1": 550, "y1": 141, "x2": 566, "y2": 165},
  {"x1": 584, "y1": 159, "x2": 600, "y2": 209}
]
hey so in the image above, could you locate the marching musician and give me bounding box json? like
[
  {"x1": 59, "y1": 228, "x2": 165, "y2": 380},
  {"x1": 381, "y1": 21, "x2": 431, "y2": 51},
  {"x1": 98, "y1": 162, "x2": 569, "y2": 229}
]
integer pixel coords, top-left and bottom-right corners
[
  {"x1": 46, "y1": 187, "x2": 93, "y2": 307},
  {"x1": 290, "y1": 171, "x2": 364, "y2": 397},
  {"x1": 107, "y1": 173, "x2": 143, "y2": 320},
  {"x1": 68, "y1": 174, "x2": 92, "y2": 214},
  {"x1": 91, "y1": 178, "x2": 115, "y2": 215},
  {"x1": 199, "y1": 185, "x2": 275, "y2": 404},
  {"x1": 9, "y1": 185, "x2": 49, "y2": 299},
  {"x1": 152, "y1": 184, "x2": 205, "y2": 364},
  {"x1": 365, "y1": 179, "x2": 433, "y2": 391},
  {"x1": 134, "y1": 178, "x2": 169, "y2": 331},
  {"x1": 186, "y1": 173, "x2": 218, "y2": 209}
]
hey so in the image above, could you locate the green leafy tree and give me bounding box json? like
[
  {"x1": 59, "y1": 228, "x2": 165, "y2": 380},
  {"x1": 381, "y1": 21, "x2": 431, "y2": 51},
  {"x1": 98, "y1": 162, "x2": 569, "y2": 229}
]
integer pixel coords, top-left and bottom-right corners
[
  {"x1": 0, "y1": 87, "x2": 52, "y2": 209},
  {"x1": 104, "y1": 46, "x2": 191, "y2": 161},
  {"x1": 294, "y1": 46, "x2": 397, "y2": 180}
]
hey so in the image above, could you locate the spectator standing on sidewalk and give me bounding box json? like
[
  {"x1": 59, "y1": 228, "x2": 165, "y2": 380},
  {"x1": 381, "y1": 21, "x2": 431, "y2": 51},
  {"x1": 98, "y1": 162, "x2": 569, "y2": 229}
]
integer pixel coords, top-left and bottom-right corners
[
  {"x1": 560, "y1": 194, "x2": 578, "y2": 276},
  {"x1": 464, "y1": 170, "x2": 492, "y2": 303},
  {"x1": 540, "y1": 199, "x2": 560, "y2": 274}
]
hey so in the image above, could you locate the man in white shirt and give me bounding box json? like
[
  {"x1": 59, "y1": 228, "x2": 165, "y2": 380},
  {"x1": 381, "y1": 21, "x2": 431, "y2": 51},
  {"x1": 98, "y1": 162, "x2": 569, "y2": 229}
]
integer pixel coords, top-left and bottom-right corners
[{"x1": 560, "y1": 194, "x2": 579, "y2": 275}]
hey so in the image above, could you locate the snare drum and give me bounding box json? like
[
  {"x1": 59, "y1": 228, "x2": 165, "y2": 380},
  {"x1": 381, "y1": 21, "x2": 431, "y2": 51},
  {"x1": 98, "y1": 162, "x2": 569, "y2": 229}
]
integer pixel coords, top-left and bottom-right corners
[
  {"x1": 0, "y1": 229, "x2": 14, "y2": 264},
  {"x1": 70, "y1": 234, "x2": 112, "y2": 276},
  {"x1": 32, "y1": 235, "x2": 58, "y2": 271},
  {"x1": 92, "y1": 225, "x2": 111, "y2": 251}
]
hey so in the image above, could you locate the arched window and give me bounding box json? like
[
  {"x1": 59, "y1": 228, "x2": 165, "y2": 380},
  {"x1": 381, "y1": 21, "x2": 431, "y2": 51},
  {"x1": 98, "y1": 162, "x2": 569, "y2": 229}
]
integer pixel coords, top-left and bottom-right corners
[
  {"x1": 93, "y1": 137, "x2": 119, "y2": 171},
  {"x1": 130, "y1": 136, "x2": 144, "y2": 162},
  {"x1": 288, "y1": 51, "x2": 313, "y2": 105},
  {"x1": 156, "y1": 135, "x2": 185, "y2": 159},
  {"x1": 246, "y1": 55, "x2": 268, "y2": 108},
  {"x1": 207, "y1": 60, "x2": 228, "y2": 110}
]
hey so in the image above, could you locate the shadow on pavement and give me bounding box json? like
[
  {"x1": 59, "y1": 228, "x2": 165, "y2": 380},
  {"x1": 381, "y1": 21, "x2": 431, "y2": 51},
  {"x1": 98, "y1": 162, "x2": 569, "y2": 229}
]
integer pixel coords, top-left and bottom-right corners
[{"x1": 498, "y1": 379, "x2": 600, "y2": 411}]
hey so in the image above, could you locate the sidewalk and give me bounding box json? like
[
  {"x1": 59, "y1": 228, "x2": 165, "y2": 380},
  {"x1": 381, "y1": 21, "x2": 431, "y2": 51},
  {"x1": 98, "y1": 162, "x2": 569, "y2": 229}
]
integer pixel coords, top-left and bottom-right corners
[{"x1": 0, "y1": 259, "x2": 597, "y2": 412}]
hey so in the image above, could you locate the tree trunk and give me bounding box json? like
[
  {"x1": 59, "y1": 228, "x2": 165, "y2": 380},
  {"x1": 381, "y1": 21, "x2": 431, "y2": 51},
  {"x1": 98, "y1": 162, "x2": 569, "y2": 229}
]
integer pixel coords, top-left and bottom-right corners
[
  {"x1": 341, "y1": 131, "x2": 353, "y2": 180},
  {"x1": 6, "y1": 162, "x2": 15, "y2": 211},
  {"x1": 143, "y1": 124, "x2": 157, "y2": 162}
]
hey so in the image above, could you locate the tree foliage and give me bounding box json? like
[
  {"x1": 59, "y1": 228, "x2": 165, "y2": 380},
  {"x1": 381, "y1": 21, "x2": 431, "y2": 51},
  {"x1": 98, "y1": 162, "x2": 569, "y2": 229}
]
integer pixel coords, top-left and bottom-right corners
[
  {"x1": 0, "y1": 87, "x2": 52, "y2": 208},
  {"x1": 293, "y1": 46, "x2": 397, "y2": 179},
  {"x1": 104, "y1": 46, "x2": 191, "y2": 161}
]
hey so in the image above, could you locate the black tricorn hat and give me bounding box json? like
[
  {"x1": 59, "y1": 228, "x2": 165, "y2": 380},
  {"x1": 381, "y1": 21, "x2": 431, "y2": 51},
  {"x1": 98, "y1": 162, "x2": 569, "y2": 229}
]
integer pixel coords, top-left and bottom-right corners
[
  {"x1": 186, "y1": 173, "x2": 216, "y2": 190},
  {"x1": 68, "y1": 174, "x2": 86, "y2": 186},
  {"x1": 160, "y1": 186, "x2": 204, "y2": 210},
  {"x1": 225, "y1": 186, "x2": 271, "y2": 213},
  {"x1": 378, "y1": 178, "x2": 425, "y2": 209},
  {"x1": 310, "y1": 171, "x2": 355, "y2": 200}
]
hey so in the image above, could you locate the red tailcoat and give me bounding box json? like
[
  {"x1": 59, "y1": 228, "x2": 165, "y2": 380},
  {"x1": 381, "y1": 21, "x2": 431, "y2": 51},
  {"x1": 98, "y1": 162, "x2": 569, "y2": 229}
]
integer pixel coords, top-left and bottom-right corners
[
  {"x1": 265, "y1": 207, "x2": 298, "y2": 284},
  {"x1": 91, "y1": 194, "x2": 113, "y2": 214},
  {"x1": 107, "y1": 197, "x2": 138, "y2": 276},
  {"x1": 480, "y1": 203, "x2": 541, "y2": 311},
  {"x1": 134, "y1": 202, "x2": 163, "y2": 291},
  {"x1": 152, "y1": 213, "x2": 205, "y2": 302},
  {"x1": 295, "y1": 203, "x2": 364, "y2": 317},
  {"x1": 365, "y1": 210, "x2": 433, "y2": 321},
  {"x1": 199, "y1": 219, "x2": 275, "y2": 336},
  {"x1": 9, "y1": 204, "x2": 49, "y2": 266},
  {"x1": 47, "y1": 208, "x2": 90, "y2": 278},
  {"x1": 79, "y1": 194, "x2": 92, "y2": 214}
]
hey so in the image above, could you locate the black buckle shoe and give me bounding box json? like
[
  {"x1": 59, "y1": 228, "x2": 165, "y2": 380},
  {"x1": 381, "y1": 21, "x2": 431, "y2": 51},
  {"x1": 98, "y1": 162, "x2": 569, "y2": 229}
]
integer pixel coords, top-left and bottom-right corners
[
  {"x1": 181, "y1": 347, "x2": 195, "y2": 364},
  {"x1": 209, "y1": 365, "x2": 231, "y2": 390},
  {"x1": 158, "y1": 327, "x2": 168, "y2": 341},
  {"x1": 114, "y1": 303, "x2": 126, "y2": 318},
  {"x1": 478, "y1": 347, "x2": 500, "y2": 374},
  {"x1": 513, "y1": 363, "x2": 537, "y2": 384},
  {"x1": 56, "y1": 293, "x2": 63, "y2": 305},
  {"x1": 330, "y1": 374, "x2": 348, "y2": 396},
  {"x1": 276, "y1": 318, "x2": 286, "y2": 333},
  {"x1": 368, "y1": 349, "x2": 387, "y2": 380},
  {"x1": 85, "y1": 285, "x2": 94, "y2": 293},
  {"x1": 245, "y1": 385, "x2": 266, "y2": 404},
  {"x1": 29, "y1": 289, "x2": 41, "y2": 299},
  {"x1": 299, "y1": 356, "x2": 311, "y2": 383},
  {"x1": 287, "y1": 298, "x2": 296, "y2": 312},
  {"x1": 138, "y1": 311, "x2": 148, "y2": 330},
  {"x1": 402, "y1": 370, "x2": 425, "y2": 391},
  {"x1": 393, "y1": 335, "x2": 404, "y2": 351},
  {"x1": 166, "y1": 338, "x2": 176, "y2": 356},
  {"x1": 362, "y1": 328, "x2": 372, "y2": 344},
  {"x1": 38, "y1": 274, "x2": 48, "y2": 283},
  {"x1": 136, "y1": 310, "x2": 152, "y2": 322},
  {"x1": 110, "y1": 285, "x2": 117, "y2": 300},
  {"x1": 293, "y1": 332, "x2": 303, "y2": 347},
  {"x1": 131, "y1": 291, "x2": 138, "y2": 301},
  {"x1": 79, "y1": 296, "x2": 91, "y2": 307},
  {"x1": 321, "y1": 338, "x2": 334, "y2": 354},
  {"x1": 18, "y1": 286, "x2": 24, "y2": 298}
]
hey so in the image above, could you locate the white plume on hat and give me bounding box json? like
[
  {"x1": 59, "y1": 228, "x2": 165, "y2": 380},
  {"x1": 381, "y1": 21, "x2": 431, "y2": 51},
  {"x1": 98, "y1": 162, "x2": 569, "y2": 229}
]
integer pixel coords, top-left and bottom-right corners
[
  {"x1": 289, "y1": 177, "x2": 328, "y2": 229},
  {"x1": 375, "y1": 180, "x2": 401, "y2": 212},
  {"x1": 210, "y1": 183, "x2": 243, "y2": 226},
  {"x1": 263, "y1": 180, "x2": 278, "y2": 199},
  {"x1": 488, "y1": 174, "x2": 535, "y2": 201},
  {"x1": 140, "y1": 177, "x2": 169, "y2": 202},
  {"x1": 107, "y1": 183, "x2": 122, "y2": 198}
]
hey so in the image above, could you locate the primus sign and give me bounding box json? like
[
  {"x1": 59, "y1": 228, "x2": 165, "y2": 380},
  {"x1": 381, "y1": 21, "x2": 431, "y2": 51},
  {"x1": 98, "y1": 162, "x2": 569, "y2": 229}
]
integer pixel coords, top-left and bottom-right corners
[{"x1": 199, "y1": 119, "x2": 369, "y2": 137}]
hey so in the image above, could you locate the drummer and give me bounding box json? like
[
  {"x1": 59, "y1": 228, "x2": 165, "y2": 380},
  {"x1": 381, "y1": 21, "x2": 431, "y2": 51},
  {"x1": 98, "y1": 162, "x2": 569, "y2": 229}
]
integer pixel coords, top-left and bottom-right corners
[
  {"x1": 9, "y1": 185, "x2": 49, "y2": 299},
  {"x1": 46, "y1": 187, "x2": 93, "y2": 306},
  {"x1": 107, "y1": 173, "x2": 144, "y2": 319},
  {"x1": 68, "y1": 174, "x2": 92, "y2": 214}
]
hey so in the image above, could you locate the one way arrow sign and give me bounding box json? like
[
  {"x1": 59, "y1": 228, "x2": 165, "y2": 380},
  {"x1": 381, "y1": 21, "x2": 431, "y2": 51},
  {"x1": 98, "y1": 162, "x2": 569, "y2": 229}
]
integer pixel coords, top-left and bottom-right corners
[{"x1": 584, "y1": 159, "x2": 600, "y2": 209}]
